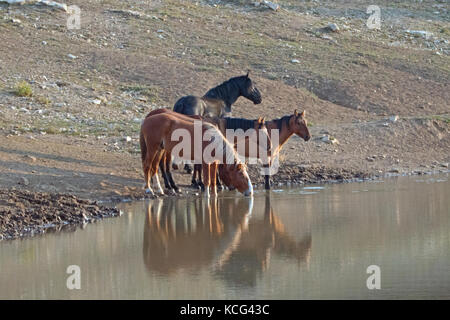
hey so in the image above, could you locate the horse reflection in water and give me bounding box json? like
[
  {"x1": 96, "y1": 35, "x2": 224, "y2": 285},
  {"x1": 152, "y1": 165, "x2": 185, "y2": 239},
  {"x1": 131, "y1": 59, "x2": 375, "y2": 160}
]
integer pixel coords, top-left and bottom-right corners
[{"x1": 143, "y1": 195, "x2": 311, "y2": 287}]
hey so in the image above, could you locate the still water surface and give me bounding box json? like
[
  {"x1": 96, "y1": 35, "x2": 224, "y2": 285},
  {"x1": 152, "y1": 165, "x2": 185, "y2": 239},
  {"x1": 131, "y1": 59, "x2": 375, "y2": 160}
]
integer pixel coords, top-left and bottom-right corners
[{"x1": 0, "y1": 174, "x2": 449, "y2": 299}]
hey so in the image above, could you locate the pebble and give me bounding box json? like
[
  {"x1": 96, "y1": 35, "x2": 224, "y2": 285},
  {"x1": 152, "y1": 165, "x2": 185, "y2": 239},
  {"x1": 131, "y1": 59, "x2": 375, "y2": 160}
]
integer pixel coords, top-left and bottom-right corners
[
  {"x1": 327, "y1": 23, "x2": 340, "y2": 32},
  {"x1": 20, "y1": 177, "x2": 30, "y2": 186},
  {"x1": 67, "y1": 54, "x2": 77, "y2": 59}
]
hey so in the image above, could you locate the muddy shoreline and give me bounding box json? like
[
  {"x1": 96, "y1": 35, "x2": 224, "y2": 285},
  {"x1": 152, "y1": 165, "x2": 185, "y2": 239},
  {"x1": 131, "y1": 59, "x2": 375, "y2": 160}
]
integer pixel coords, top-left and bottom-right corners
[
  {"x1": 0, "y1": 189, "x2": 119, "y2": 240},
  {"x1": 2, "y1": 164, "x2": 448, "y2": 241}
]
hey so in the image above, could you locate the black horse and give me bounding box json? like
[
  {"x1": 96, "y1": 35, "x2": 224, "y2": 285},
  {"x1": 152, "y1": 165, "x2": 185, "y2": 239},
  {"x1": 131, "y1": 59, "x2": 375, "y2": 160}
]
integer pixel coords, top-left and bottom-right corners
[
  {"x1": 173, "y1": 72, "x2": 262, "y2": 117},
  {"x1": 173, "y1": 72, "x2": 262, "y2": 179}
]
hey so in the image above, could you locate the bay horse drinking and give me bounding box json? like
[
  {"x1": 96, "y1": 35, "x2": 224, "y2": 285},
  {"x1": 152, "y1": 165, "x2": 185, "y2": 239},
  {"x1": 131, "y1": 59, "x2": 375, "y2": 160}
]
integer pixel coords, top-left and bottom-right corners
[{"x1": 140, "y1": 112, "x2": 253, "y2": 197}]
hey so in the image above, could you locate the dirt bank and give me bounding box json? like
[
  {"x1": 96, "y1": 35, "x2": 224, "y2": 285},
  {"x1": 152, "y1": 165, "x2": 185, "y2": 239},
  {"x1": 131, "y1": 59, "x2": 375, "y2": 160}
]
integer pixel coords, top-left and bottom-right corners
[{"x1": 0, "y1": 189, "x2": 119, "y2": 240}]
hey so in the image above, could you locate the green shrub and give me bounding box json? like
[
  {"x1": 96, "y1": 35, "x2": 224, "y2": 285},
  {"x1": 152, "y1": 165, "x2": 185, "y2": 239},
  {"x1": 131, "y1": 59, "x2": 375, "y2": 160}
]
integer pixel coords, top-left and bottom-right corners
[{"x1": 15, "y1": 81, "x2": 33, "y2": 97}]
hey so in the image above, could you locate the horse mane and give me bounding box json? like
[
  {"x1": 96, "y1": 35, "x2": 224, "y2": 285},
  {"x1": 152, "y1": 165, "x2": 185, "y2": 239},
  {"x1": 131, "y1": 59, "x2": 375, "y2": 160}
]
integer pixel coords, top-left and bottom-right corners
[
  {"x1": 204, "y1": 122, "x2": 241, "y2": 165},
  {"x1": 273, "y1": 115, "x2": 291, "y2": 130},
  {"x1": 224, "y1": 117, "x2": 256, "y2": 131},
  {"x1": 203, "y1": 76, "x2": 247, "y2": 105}
]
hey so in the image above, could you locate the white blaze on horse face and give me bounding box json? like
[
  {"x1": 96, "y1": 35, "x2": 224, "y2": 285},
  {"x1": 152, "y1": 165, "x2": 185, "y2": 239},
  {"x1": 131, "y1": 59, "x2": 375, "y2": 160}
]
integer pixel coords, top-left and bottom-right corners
[{"x1": 171, "y1": 128, "x2": 191, "y2": 162}]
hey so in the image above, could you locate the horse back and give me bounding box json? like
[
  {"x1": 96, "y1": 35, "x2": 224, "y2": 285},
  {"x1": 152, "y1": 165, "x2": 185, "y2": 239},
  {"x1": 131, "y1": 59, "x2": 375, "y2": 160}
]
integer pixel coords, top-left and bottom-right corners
[{"x1": 173, "y1": 95, "x2": 204, "y2": 116}]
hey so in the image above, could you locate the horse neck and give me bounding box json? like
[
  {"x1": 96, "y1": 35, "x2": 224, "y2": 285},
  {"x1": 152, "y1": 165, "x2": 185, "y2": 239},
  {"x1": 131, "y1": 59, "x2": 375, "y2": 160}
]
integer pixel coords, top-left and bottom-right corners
[
  {"x1": 266, "y1": 119, "x2": 294, "y2": 149},
  {"x1": 207, "y1": 127, "x2": 239, "y2": 164},
  {"x1": 204, "y1": 81, "x2": 240, "y2": 108}
]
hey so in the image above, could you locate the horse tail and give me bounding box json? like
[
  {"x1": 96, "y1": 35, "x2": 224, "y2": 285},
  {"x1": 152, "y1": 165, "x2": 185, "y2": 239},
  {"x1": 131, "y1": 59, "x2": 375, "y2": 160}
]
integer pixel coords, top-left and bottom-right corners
[{"x1": 140, "y1": 129, "x2": 147, "y2": 164}]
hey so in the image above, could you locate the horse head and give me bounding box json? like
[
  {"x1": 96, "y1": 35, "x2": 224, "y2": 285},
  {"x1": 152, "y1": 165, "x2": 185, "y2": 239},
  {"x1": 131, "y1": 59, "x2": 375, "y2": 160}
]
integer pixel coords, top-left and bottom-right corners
[
  {"x1": 290, "y1": 110, "x2": 310, "y2": 141},
  {"x1": 222, "y1": 162, "x2": 253, "y2": 196},
  {"x1": 240, "y1": 71, "x2": 262, "y2": 105}
]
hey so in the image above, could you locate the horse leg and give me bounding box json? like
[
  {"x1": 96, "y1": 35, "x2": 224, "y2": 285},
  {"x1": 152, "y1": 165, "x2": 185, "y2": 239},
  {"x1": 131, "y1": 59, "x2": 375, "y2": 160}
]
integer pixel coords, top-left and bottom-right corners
[
  {"x1": 263, "y1": 164, "x2": 271, "y2": 190},
  {"x1": 191, "y1": 164, "x2": 199, "y2": 189},
  {"x1": 165, "y1": 151, "x2": 179, "y2": 193},
  {"x1": 143, "y1": 146, "x2": 159, "y2": 196},
  {"x1": 202, "y1": 163, "x2": 210, "y2": 198},
  {"x1": 216, "y1": 175, "x2": 223, "y2": 191},
  {"x1": 210, "y1": 162, "x2": 218, "y2": 197},
  {"x1": 159, "y1": 152, "x2": 172, "y2": 191},
  {"x1": 151, "y1": 150, "x2": 165, "y2": 195},
  {"x1": 197, "y1": 164, "x2": 205, "y2": 191},
  {"x1": 184, "y1": 163, "x2": 193, "y2": 174}
]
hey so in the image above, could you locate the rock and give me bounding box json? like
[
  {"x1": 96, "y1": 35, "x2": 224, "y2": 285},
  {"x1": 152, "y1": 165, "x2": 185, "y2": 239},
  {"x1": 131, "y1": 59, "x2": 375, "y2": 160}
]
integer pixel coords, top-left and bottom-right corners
[
  {"x1": 67, "y1": 54, "x2": 77, "y2": 59},
  {"x1": 253, "y1": 1, "x2": 260, "y2": 7},
  {"x1": 440, "y1": 163, "x2": 449, "y2": 168},
  {"x1": 262, "y1": 0, "x2": 279, "y2": 11},
  {"x1": 389, "y1": 168, "x2": 400, "y2": 173},
  {"x1": 19, "y1": 177, "x2": 29, "y2": 186},
  {"x1": 405, "y1": 30, "x2": 433, "y2": 40},
  {"x1": 291, "y1": 59, "x2": 300, "y2": 64},
  {"x1": 11, "y1": 18, "x2": 22, "y2": 24},
  {"x1": 24, "y1": 155, "x2": 37, "y2": 162},
  {"x1": 321, "y1": 135, "x2": 339, "y2": 145},
  {"x1": 327, "y1": 23, "x2": 340, "y2": 32},
  {"x1": 389, "y1": 115, "x2": 399, "y2": 123},
  {"x1": 124, "y1": 136, "x2": 132, "y2": 143},
  {"x1": 90, "y1": 99, "x2": 102, "y2": 105}
]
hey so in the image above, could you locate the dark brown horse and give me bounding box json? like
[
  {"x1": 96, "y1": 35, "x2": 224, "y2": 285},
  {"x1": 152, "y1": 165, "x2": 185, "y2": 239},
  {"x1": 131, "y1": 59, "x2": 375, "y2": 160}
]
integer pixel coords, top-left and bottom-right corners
[{"x1": 173, "y1": 72, "x2": 262, "y2": 116}]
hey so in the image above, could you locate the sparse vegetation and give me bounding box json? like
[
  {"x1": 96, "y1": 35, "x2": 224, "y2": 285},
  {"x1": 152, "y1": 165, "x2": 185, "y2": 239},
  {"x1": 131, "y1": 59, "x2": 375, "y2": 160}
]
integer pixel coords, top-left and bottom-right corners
[{"x1": 15, "y1": 81, "x2": 32, "y2": 97}]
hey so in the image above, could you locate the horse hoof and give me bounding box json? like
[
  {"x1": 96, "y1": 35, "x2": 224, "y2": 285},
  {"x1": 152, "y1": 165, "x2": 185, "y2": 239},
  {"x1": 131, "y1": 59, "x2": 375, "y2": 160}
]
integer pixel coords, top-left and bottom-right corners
[
  {"x1": 199, "y1": 183, "x2": 205, "y2": 192},
  {"x1": 191, "y1": 182, "x2": 199, "y2": 189},
  {"x1": 145, "y1": 188, "x2": 154, "y2": 196},
  {"x1": 217, "y1": 185, "x2": 223, "y2": 191}
]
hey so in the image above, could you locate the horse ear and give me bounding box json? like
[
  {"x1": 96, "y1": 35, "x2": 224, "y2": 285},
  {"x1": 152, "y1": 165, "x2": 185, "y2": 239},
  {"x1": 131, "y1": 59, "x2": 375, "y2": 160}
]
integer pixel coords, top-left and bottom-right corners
[
  {"x1": 294, "y1": 109, "x2": 298, "y2": 117},
  {"x1": 237, "y1": 163, "x2": 243, "y2": 170},
  {"x1": 300, "y1": 110, "x2": 306, "y2": 118},
  {"x1": 246, "y1": 70, "x2": 250, "y2": 78}
]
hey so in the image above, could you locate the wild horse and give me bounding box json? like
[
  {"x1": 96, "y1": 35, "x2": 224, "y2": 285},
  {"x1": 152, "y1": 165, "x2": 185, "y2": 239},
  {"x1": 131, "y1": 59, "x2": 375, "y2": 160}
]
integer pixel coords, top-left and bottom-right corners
[
  {"x1": 140, "y1": 112, "x2": 253, "y2": 197},
  {"x1": 262, "y1": 110, "x2": 311, "y2": 190},
  {"x1": 144, "y1": 108, "x2": 271, "y2": 193},
  {"x1": 173, "y1": 72, "x2": 262, "y2": 175}
]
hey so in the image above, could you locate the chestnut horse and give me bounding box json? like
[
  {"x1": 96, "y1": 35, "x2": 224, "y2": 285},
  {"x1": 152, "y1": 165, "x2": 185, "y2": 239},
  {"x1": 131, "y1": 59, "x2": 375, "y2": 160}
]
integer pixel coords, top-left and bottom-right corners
[
  {"x1": 140, "y1": 112, "x2": 253, "y2": 197},
  {"x1": 263, "y1": 110, "x2": 311, "y2": 189},
  {"x1": 144, "y1": 108, "x2": 271, "y2": 193}
]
